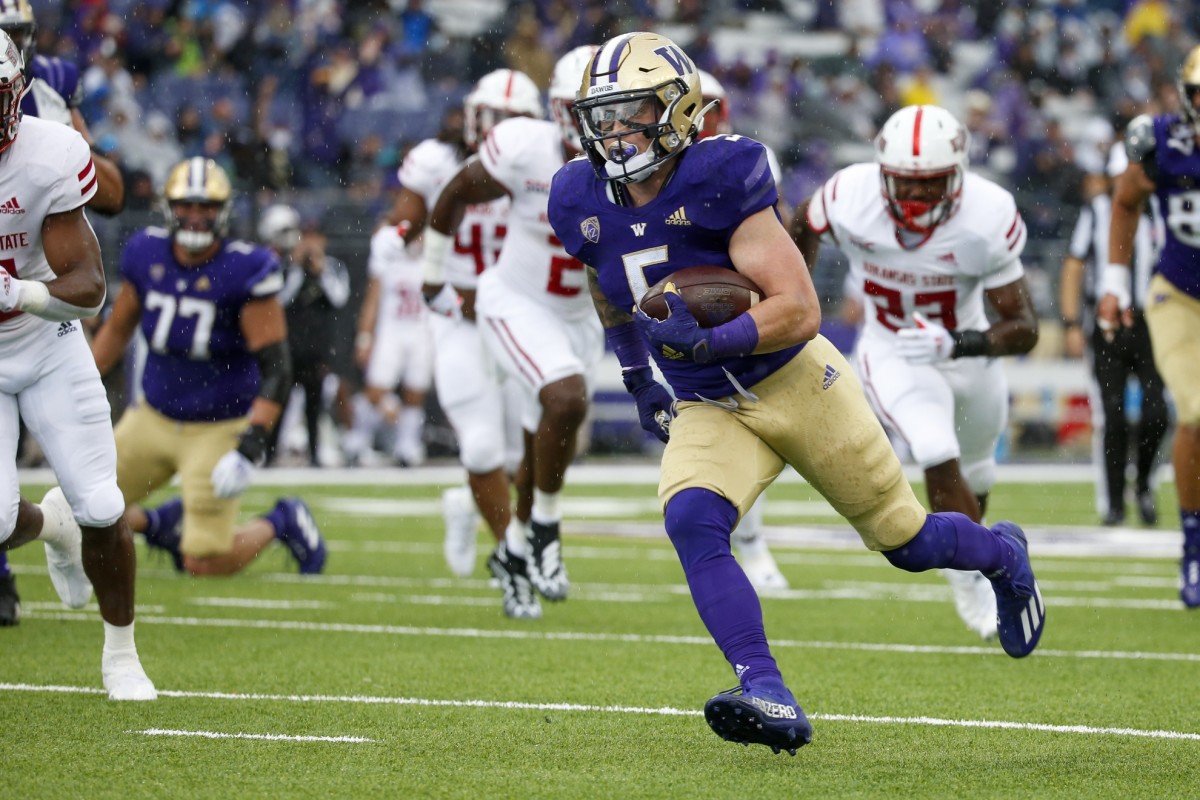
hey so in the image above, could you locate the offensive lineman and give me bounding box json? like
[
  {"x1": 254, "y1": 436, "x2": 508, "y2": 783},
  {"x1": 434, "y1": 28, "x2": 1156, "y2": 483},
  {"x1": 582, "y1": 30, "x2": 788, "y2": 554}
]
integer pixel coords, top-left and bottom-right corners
[
  {"x1": 791, "y1": 104, "x2": 1040, "y2": 640},
  {"x1": 90, "y1": 157, "x2": 327, "y2": 578}
]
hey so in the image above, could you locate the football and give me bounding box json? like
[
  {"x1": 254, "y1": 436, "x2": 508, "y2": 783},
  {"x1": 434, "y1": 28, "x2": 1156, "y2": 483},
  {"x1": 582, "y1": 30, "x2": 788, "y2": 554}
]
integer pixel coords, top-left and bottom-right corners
[{"x1": 638, "y1": 266, "x2": 762, "y2": 328}]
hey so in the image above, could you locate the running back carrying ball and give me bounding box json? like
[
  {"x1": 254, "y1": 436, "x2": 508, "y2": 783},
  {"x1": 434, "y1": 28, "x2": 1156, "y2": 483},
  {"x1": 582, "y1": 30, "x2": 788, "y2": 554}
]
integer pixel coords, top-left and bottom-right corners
[{"x1": 638, "y1": 266, "x2": 761, "y2": 327}]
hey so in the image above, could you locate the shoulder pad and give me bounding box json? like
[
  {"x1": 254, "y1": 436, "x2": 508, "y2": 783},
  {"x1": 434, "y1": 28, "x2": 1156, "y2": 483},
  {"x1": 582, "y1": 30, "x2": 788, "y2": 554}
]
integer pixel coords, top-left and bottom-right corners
[{"x1": 1124, "y1": 114, "x2": 1157, "y2": 163}]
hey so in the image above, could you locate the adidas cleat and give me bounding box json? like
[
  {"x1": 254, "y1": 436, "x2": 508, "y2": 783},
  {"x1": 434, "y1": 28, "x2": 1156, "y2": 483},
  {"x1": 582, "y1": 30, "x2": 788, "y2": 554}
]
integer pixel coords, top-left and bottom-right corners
[
  {"x1": 526, "y1": 520, "x2": 569, "y2": 601},
  {"x1": 986, "y1": 522, "x2": 1045, "y2": 658},
  {"x1": 487, "y1": 543, "x2": 541, "y2": 620},
  {"x1": 273, "y1": 498, "x2": 327, "y2": 574},
  {"x1": 102, "y1": 649, "x2": 157, "y2": 701},
  {"x1": 703, "y1": 684, "x2": 812, "y2": 754}
]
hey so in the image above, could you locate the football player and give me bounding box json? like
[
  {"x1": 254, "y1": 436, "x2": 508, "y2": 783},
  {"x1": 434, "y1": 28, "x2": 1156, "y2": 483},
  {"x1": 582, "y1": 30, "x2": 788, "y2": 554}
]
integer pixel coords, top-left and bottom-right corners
[
  {"x1": 550, "y1": 32, "x2": 1045, "y2": 754},
  {"x1": 0, "y1": 31, "x2": 154, "y2": 699},
  {"x1": 90, "y1": 158, "x2": 327, "y2": 578},
  {"x1": 348, "y1": 210, "x2": 434, "y2": 468},
  {"x1": 0, "y1": 0, "x2": 124, "y2": 619},
  {"x1": 1100, "y1": 45, "x2": 1200, "y2": 607},
  {"x1": 423, "y1": 47, "x2": 602, "y2": 610},
  {"x1": 367, "y1": 75, "x2": 537, "y2": 612},
  {"x1": 790, "y1": 104, "x2": 1040, "y2": 641}
]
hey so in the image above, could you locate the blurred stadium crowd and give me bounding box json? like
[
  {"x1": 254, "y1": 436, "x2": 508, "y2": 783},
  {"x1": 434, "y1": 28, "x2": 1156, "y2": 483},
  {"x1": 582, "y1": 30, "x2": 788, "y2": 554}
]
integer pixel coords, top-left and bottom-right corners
[{"x1": 22, "y1": 0, "x2": 1198, "y2": 460}]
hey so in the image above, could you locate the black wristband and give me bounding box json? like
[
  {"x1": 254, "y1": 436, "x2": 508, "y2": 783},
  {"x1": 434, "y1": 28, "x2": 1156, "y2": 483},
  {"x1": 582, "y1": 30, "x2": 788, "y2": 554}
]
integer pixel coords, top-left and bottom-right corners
[
  {"x1": 236, "y1": 424, "x2": 272, "y2": 466},
  {"x1": 950, "y1": 329, "x2": 988, "y2": 359}
]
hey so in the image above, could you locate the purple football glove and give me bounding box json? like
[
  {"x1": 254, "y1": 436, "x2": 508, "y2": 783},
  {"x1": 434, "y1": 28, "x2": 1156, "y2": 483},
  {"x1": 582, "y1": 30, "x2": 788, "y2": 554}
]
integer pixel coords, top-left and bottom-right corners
[
  {"x1": 622, "y1": 366, "x2": 674, "y2": 443},
  {"x1": 633, "y1": 289, "x2": 715, "y2": 364}
]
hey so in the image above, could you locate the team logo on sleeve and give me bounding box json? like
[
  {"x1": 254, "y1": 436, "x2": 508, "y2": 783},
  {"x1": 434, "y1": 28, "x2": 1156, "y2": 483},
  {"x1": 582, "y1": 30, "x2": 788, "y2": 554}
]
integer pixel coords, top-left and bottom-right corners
[{"x1": 581, "y1": 216, "x2": 600, "y2": 243}]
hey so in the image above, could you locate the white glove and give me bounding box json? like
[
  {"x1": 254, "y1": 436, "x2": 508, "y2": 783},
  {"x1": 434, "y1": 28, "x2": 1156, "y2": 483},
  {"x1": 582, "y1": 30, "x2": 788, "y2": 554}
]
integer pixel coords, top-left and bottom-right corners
[
  {"x1": 424, "y1": 283, "x2": 463, "y2": 321},
  {"x1": 210, "y1": 450, "x2": 254, "y2": 498},
  {"x1": 0, "y1": 272, "x2": 22, "y2": 313},
  {"x1": 895, "y1": 312, "x2": 954, "y2": 365}
]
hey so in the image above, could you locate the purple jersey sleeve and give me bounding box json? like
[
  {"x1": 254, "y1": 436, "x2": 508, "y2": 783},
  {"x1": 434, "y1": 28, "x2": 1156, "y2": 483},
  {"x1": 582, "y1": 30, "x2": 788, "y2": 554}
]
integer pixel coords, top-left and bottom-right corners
[
  {"x1": 120, "y1": 231, "x2": 284, "y2": 422},
  {"x1": 32, "y1": 56, "x2": 82, "y2": 107}
]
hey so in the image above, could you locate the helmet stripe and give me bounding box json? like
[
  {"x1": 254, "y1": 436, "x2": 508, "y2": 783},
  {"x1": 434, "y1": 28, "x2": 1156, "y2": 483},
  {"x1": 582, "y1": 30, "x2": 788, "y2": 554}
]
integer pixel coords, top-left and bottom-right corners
[
  {"x1": 188, "y1": 157, "x2": 205, "y2": 195},
  {"x1": 502, "y1": 69, "x2": 514, "y2": 100},
  {"x1": 595, "y1": 33, "x2": 636, "y2": 86},
  {"x1": 912, "y1": 105, "x2": 923, "y2": 157}
]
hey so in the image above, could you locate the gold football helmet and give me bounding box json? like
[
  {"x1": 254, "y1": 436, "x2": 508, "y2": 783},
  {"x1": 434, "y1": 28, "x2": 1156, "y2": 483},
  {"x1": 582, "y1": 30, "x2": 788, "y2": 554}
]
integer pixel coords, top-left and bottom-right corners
[
  {"x1": 573, "y1": 32, "x2": 704, "y2": 184},
  {"x1": 161, "y1": 157, "x2": 233, "y2": 252},
  {"x1": 1179, "y1": 46, "x2": 1200, "y2": 133},
  {"x1": 0, "y1": 0, "x2": 34, "y2": 71}
]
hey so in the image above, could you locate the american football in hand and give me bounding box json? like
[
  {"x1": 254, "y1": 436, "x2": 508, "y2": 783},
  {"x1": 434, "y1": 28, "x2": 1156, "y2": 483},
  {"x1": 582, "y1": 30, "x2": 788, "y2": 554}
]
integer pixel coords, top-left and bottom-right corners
[{"x1": 638, "y1": 266, "x2": 762, "y2": 328}]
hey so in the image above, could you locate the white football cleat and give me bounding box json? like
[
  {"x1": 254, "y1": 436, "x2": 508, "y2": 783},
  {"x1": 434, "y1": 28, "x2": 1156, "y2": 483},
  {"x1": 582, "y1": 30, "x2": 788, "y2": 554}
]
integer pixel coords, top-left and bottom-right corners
[
  {"x1": 102, "y1": 649, "x2": 158, "y2": 701},
  {"x1": 40, "y1": 487, "x2": 92, "y2": 609},
  {"x1": 442, "y1": 486, "x2": 479, "y2": 578},
  {"x1": 942, "y1": 568, "x2": 998, "y2": 640}
]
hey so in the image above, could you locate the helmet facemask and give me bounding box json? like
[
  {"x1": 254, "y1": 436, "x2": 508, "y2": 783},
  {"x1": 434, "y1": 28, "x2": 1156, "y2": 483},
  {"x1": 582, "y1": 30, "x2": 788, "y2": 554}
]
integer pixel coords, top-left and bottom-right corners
[
  {"x1": 161, "y1": 157, "x2": 233, "y2": 253},
  {"x1": 0, "y1": 31, "x2": 27, "y2": 154},
  {"x1": 576, "y1": 32, "x2": 704, "y2": 185},
  {"x1": 880, "y1": 168, "x2": 963, "y2": 235}
]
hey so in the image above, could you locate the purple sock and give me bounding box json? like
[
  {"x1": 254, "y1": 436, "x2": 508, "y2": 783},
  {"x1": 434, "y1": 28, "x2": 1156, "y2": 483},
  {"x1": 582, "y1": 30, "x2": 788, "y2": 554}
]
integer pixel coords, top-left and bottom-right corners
[
  {"x1": 0, "y1": 552, "x2": 9, "y2": 577},
  {"x1": 144, "y1": 497, "x2": 183, "y2": 545},
  {"x1": 264, "y1": 501, "x2": 289, "y2": 539},
  {"x1": 664, "y1": 487, "x2": 781, "y2": 689},
  {"x1": 1183, "y1": 510, "x2": 1200, "y2": 553},
  {"x1": 883, "y1": 511, "x2": 1009, "y2": 574}
]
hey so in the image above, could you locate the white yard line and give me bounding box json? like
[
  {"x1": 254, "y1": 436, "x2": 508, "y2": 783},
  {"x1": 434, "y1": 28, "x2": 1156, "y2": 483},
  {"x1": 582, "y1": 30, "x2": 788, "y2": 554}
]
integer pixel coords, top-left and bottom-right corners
[
  {"x1": 128, "y1": 728, "x2": 375, "y2": 743},
  {"x1": 18, "y1": 610, "x2": 1200, "y2": 662},
  {"x1": 2, "y1": 683, "x2": 1195, "y2": 743}
]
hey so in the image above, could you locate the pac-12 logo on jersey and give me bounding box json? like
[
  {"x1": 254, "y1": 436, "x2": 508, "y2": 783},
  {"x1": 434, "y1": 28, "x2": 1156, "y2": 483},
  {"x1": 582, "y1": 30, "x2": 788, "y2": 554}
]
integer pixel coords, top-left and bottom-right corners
[{"x1": 581, "y1": 216, "x2": 600, "y2": 243}]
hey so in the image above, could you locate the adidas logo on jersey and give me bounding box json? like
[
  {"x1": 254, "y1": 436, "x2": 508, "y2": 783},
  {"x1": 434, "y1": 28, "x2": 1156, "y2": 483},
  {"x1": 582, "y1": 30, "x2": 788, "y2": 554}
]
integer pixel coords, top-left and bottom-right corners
[
  {"x1": 822, "y1": 363, "x2": 841, "y2": 390},
  {"x1": 937, "y1": 252, "x2": 958, "y2": 266},
  {"x1": 665, "y1": 206, "x2": 690, "y2": 225},
  {"x1": 56, "y1": 321, "x2": 78, "y2": 337},
  {"x1": 0, "y1": 197, "x2": 24, "y2": 214}
]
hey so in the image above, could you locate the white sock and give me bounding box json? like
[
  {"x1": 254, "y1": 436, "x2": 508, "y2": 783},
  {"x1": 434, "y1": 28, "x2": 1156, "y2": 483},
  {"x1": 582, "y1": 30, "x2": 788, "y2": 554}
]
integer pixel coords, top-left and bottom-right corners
[
  {"x1": 505, "y1": 518, "x2": 529, "y2": 558},
  {"x1": 395, "y1": 406, "x2": 425, "y2": 455},
  {"x1": 531, "y1": 489, "x2": 561, "y2": 526},
  {"x1": 103, "y1": 620, "x2": 137, "y2": 655}
]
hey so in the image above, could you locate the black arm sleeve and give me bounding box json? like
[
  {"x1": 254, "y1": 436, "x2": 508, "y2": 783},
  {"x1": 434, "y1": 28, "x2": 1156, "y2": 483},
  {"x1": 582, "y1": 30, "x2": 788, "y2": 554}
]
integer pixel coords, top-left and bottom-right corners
[{"x1": 253, "y1": 339, "x2": 293, "y2": 407}]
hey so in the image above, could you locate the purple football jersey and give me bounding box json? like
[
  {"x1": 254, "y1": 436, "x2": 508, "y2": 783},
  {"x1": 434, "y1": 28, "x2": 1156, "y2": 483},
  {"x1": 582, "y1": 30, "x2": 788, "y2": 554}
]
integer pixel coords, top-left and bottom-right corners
[
  {"x1": 550, "y1": 134, "x2": 800, "y2": 400},
  {"x1": 1151, "y1": 114, "x2": 1200, "y2": 299},
  {"x1": 119, "y1": 228, "x2": 282, "y2": 422}
]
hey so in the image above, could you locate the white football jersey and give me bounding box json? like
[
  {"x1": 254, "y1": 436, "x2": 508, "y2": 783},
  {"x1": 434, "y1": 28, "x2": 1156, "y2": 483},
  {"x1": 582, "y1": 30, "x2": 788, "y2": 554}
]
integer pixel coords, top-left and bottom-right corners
[
  {"x1": 368, "y1": 225, "x2": 426, "y2": 324},
  {"x1": 476, "y1": 116, "x2": 590, "y2": 320},
  {"x1": 399, "y1": 138, "x2": 509, "y2": 290},
  {"x1": 0, "y1": 116, "x2": 97, "y2": 331},
  {"x1": 807, "y1": 163, "x2": 1026, "y2": 342}
]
